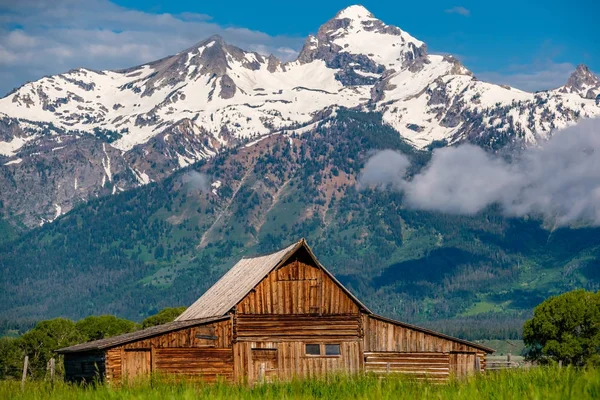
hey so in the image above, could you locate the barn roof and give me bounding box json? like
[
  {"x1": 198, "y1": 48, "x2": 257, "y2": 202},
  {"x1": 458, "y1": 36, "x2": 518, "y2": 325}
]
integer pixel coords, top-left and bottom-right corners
[
  {"x1": 176, "y1": 238, "x2": 371, "y2": 321},
  {"x1": 55, "y1": 316, "x2": 228, "y2": 354}
]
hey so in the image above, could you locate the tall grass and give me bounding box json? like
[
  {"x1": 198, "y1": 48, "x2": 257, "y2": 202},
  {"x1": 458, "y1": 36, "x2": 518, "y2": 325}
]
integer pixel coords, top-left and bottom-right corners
[{"x1": 2, "y1": 367, "x2": 600, "y2": 400}]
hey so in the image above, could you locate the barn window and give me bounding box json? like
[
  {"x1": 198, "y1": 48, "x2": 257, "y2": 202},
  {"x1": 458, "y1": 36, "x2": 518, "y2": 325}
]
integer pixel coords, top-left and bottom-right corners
[
  {"x1": 305, "y1": 344, "x2": 320, "y2": 355},
  {"x1": 325, "y1": 344, "x2": 340, "y2": 356}
]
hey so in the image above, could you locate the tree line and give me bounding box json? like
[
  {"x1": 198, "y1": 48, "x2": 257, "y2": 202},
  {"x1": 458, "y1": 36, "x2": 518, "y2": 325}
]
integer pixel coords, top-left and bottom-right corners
[{"x1": 0, "y1": 307, "x2": 185, "y2": 380}]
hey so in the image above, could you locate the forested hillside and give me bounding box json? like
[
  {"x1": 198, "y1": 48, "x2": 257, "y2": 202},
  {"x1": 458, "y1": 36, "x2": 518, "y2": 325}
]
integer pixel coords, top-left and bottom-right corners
[{"x1": 2, "y1": 110, "x2": 599, "y2": 338}]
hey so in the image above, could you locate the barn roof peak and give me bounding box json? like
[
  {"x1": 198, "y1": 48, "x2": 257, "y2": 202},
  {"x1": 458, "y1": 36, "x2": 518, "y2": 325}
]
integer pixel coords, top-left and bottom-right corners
[
  {"x1": 240, "y1": 237, "x2": 307, "y2": 260},
  {"x1": 176, "y1": 238, "x2": 371, "y2": 321}
]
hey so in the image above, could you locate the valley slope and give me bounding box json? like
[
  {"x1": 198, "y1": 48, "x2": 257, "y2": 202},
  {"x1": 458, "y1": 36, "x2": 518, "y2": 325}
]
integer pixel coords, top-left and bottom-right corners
[{"x1": 2, "y1": 110, "x2": 599, "y2": 338}]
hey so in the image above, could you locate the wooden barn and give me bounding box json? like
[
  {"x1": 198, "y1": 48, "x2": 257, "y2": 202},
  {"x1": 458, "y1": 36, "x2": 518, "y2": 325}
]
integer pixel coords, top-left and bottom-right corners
[{"x1": 56, "y1": 239, "x2": 493, "y2": 384}]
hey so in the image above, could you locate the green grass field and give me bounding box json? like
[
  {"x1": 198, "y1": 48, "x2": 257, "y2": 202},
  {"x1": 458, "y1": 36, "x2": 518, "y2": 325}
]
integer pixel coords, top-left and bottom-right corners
[{"x1": 2, "y1": 367, "x2": 600, "y2": 400}]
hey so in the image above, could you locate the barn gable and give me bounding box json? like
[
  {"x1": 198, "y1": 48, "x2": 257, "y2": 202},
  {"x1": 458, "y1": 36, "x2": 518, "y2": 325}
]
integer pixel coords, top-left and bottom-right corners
[{"x1": 177, "y1": 239, "x2": 370, "y2": 320}]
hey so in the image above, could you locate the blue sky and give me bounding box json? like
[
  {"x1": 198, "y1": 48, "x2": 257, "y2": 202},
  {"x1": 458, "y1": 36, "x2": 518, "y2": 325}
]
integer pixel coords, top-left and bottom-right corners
[{"x1": 0, "y1": 0, "x2": 598, "y2": 96}]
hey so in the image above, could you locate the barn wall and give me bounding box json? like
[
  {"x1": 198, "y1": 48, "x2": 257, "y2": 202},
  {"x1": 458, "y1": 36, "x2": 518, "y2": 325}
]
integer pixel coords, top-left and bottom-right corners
[
  {"x1": 362, "y1": 315, "x2": 487, "y2": 377},
  {"x1": 235, "y1": 314, "x2": 362, "y2": 341},
  {"x1": 154, "y1": 348, "x2": 233, "y2": 382},
  {"x1": 64, "y1": 352, "x2": 105, "y2": 383},
  {"x1": 449, "y1": 352, "x2": 486, "y2": 377},
  {"x1": 233, "y1": 340, "x2": 362, "y2": 383},
  {"x1": 123, "y1": 319, "x2": 232, "y2": 349},
  {"x1": 105, "y1": 319, "x2": 233, "y2": 384},
  {"x1": 362, "y1": 315, "x2": 484, "y2": 353},
  {"x1": 236, "y1": 259, "x2": 359, "y2": 315},
  {"x1": 231, "y1": 254, "x2": 365, "y2": 382},
  {"x1": 105, "y1": 348, "x2": 122, "y2": 384},
  {"x1": 364, "y1": 352, "x2": 450, "y2": 381}
]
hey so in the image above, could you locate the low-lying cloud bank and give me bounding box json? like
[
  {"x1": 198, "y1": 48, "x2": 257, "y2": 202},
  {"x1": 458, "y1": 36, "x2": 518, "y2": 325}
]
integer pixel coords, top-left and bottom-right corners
[{"x1": 358, "y1": 118, "x2": 600, "y2": 227}]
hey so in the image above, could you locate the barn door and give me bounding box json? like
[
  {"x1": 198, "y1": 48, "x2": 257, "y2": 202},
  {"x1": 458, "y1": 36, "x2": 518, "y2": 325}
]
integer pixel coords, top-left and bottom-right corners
[
  {"x1": 251, "y1": 348, "x2": 278, "y2": 383},
  {"x1": 123, "y1": 350, "x2": 151, "y2": 382}
]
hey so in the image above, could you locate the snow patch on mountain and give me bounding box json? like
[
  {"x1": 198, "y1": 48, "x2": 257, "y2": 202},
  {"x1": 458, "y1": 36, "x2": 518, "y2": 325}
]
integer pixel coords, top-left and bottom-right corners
[{"x1": 0, "y1": 136, "x2": 35, "y2": 156}]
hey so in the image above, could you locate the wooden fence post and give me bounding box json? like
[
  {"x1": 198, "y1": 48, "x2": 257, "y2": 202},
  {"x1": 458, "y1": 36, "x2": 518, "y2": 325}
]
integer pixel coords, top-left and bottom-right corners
[
  {"x1": 21, "y1": 355, "x2": 29, "y2": 391},
  {"x1": 50, "y1": 358, "x2": 56, "y2": 383}
]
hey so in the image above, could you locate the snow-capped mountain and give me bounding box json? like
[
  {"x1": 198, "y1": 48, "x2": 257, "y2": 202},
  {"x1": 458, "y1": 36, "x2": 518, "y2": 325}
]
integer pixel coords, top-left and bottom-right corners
[
  {"x1": 554, "y1": 64, "x2": 600, "y2": 99},
  {"x1": 1, "y1": 5, "x2": 599, "y2": 227}
]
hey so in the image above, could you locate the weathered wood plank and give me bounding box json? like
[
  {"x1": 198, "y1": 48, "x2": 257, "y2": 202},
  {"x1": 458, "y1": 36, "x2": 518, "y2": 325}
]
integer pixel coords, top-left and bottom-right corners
[
  {"x1": 365, "y1": 352, "x2": 450, "y2": 380},
  {"x1": 362, "y1": 316, "x2": 486, "y2": 355},
  {"x1": 237, "y1": 260, "x2": 359, "y2": 315}
]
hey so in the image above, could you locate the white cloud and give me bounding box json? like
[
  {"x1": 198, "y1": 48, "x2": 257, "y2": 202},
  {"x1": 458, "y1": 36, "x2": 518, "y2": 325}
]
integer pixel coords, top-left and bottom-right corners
[
  {"x1": 444, "y1": 6, "x2": 471, "y2": 17},
  {"x1": 182, "y1": 171, "x2": 210, "y2": 193},
  {"x1": 405, "y1": 145, "x2": 516, "y2": 215},
  {"x1": 359, "y1": 118, "x2": 600, "y2": 227},
  {"x1": 474, "y1": 41, "x2": 592, "y2": 92},
  {"x1": 0, "y1": 46, "x2": 18, "y2": 64},
  {"x1": 477, "y1": 61, "x2": 577, "y2": 92},
  {"x1": 5, "y1": 30, "x2": 37, "y2": 48},
  {"x1": 277, "y1": 47, "x2": 299, "y2": 57},
  {"x1": 0, "y1": 0, "x2": 304, "y2": 95},
  {"x1": 357, "y1": 150, "x2": 411, "y2": 191}
]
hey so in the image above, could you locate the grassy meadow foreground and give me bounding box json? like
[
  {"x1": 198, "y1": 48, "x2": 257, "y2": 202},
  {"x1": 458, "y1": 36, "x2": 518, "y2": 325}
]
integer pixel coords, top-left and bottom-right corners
[{"x1": 3, "y1": 367, "x2": 600, "y2": 400}]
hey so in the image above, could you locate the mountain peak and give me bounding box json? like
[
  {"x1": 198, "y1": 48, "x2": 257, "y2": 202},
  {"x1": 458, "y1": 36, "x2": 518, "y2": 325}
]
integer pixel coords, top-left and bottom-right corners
[
  {"x1": 184, "y1": 34, "x2": 226, "y2": 53},
  {"x1": 297, "y1": 4, "x2": 426, "y2": 77},
  {"x1": 560, "y1": 63, "x2": 600, "y2": 99},
  {"x1": 203, "y1": 34, "x2": 225, "y2": 45},
  {"x1": 334, "y1": 5, "x2": 375, "y2": 20},
  {"x1": 571, "y1": 64, "x2": 596, "y2": 79}
]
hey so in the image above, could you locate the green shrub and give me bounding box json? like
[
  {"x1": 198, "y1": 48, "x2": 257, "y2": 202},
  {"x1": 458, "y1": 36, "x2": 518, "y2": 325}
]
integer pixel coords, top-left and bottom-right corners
[{"x1": 524, "y1": 289, "x2": 600, "y2": 366}]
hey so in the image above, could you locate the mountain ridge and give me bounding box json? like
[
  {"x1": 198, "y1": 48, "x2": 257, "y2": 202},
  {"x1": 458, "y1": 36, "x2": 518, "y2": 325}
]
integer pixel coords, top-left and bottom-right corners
[{"x1": 0, "y1": 5, "x2": 599, "y2": 227}]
